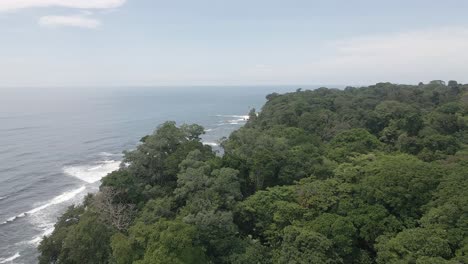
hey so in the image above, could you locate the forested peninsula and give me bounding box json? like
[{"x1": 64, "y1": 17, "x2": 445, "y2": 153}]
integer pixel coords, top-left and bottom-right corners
[{"x1": 39, "y1": 81, "x2": 468, "y2": 264}]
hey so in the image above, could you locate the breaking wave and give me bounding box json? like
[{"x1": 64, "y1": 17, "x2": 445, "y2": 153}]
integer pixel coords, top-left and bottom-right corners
[
  {"x1": 28, "y1": 226, "x2": 55, "y2": 245},
  {"x1": 1, "y1": 186, "x2": 86, "y2": 225},
  {"x1": 0, "y1": 252, "x2": 20, "y2": 263},
  {"x1": 28, "y1": 186, "x2": 86, "y2": 215},
  {"x1": 63, "y1": 160, "x2": 121, "y2": 183},
  {"x1": 1, "y1": 213, "x2": 26, "y2": 225},
  {"x1": 203, "y1": 142, "x2": 219, "y2": 147},
  {"x1": 99, "y1": 152, "x2": 123, "y2": 157},
  {"x1": 215, "y1": 114, "x2": 249, "y2": 125}
]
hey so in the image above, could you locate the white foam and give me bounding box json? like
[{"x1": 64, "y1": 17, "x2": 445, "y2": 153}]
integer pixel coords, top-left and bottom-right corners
[
  {"x1": 1, "y1": 213, "x2": 26, "y2": 225},
  {"x1": 216, "y1": 114, "x2": 249, "y2": 125},
  {"x1": 28, "y1": 237, "x2": 41, "y2": 246},
  {"x1": 64, "y1": 160, "x2": 120, "y2": 183},
  {"x1": 0, "y1": 253, "x2": 20, "y2": 263},
  {"x1": 28, "y1": 226, "x2": 55, "y2": 245},
  {"x1": 1, "y1": 186, "x2": 85, "y2": 225},
  {"x1": 99, "y1": 152, "x2": 122, "y2": 157},
  {"x1": 216, "y1": 115, "x2": 250, "y2": 119},
  {"x1": 27, "y1": 186, "x2": 86, "y2": 215},
  {"x1": 203, "y1": 142, "x2": 219, "y2": 147},
  {"x1": 0, "y1": 196, "x2": 7, "y2": 201},
  {"x1": 229, "y1": 116, "x2": 249, "y2": 123}
]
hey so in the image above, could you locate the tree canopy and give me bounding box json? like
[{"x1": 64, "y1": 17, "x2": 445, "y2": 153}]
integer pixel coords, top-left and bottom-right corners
[{"x1": 40, "y1": 81, "x2": 468, "y2": 263}]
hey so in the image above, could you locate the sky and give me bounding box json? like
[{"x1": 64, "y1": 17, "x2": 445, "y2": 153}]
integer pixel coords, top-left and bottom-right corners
[{"x1": 1, "y1": 0, "x2": 468, "y2": 87}]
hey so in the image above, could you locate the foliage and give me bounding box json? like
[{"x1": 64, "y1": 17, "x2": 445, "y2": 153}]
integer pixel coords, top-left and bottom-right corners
[{"x1": 39, "y1": 81, "x2": 468, "y2": 263}]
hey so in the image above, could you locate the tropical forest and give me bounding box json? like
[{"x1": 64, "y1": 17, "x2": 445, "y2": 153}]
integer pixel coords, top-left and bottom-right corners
[{"x1": 39, "y1": 81, "x2": 468, "y2": 264}]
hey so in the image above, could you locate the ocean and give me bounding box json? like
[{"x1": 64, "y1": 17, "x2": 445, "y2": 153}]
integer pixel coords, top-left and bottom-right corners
[{"x1": 0, "y1": 86, "x2": 305, "y2": 263}]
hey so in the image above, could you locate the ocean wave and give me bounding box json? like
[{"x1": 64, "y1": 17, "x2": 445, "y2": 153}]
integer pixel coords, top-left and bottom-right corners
[
  {"x1": 1, "y1": 213, "x2": 26, "y2": 225},
  {"x1": 1, "y1": 186, "x2": 86, "y2": 225},
  {"x1": 28, "y1": 226, "x2": 55, "y2": 245},
  {"x1": 83, "y1": 135, "x2": 121, "y2": 145},
  {"x1": 0, "y1": 126, "x2": 40, "y2": 132},
  {"x1": 215, "y1": 115, "x2": 250, "y2": 118},
  {"x1": 0, "y1": 252, "x2": 20, "y2": 263},
  {"x1": 0, "y1": 196, "x2": 8, "y2": 201},
  {"x1": 13, "y1": 151, "x2": 39, "y2": 158},
  {"x1": 99, "y1": 152, "x2": 122, "y2": 157},
  {"x1": 63, "y1": 160, "x2": 120, "y2": 183},
  {"x1": 0, "y1": 147, "x2": 15, "y2": 155},
  {"x1": 215, "y1": 114, "x2": 249, "y2": 125},
  {"x1": 203, "y1": 142, "x2": 219, "y2": 147},
  {"x1": 27, "y1": 186, "x2": 86, "y2": 215},
  {"x1": 0, "y1": 164, "x2": 24, "y2": 174}
]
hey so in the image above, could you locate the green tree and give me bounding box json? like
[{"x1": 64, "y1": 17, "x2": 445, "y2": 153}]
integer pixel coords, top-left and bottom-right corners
[
  {"x1": 237, "y1": 185, "x2": 305, "y2": 243},
  {"x1": 134, "y1": 219, "x2": 208, "y2": 264},
  {"x1": 111, "y1": 233, "x2": 134, "y2": 264},
  {"x1": 38, "y1": 205, "x2": 84, "y2": 264},
  {"x1": 273, "y1": 224, "x2": 341, "y2": 264},
  {"x1": 308, "y1": 213, "x2": 357, "y2": 261},
  {"x1": 59, "y1": 212, "x2": 113, "y2": 264},
  {"x1": 328, "y1": 129, "x2": 382, "y2": 162},
  {"x1": 359, "y1": 154, "x2": 442, "y2": 222},
  {"x1": 376, "y1": 228, "x2": 453, "y2": 264}
]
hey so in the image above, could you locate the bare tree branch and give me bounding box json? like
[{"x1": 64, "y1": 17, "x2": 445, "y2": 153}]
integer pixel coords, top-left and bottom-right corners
[{"x1": 93, "y1": 187, "x2": 136, "y2": 232}]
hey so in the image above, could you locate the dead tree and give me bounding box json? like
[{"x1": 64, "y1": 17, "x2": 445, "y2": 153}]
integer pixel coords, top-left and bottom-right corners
[{"x1": 93, "y1": 187, "x2": 136, "y2": 232}]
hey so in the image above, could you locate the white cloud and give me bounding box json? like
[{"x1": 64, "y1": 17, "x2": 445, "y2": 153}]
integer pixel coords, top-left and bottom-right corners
[
  {"x1": 312, "y1": 27, "x2": 468, "y2": 84},
  {"x1": 2, "y1": 26, "x2": 468, "y2": 86},
  {"x1": 0, "y1": 0, "x2": 126, "y2": 12},
  {"x1": 39, "y1": 15, "x2": 100, "y2": 28},
  {"x1": 247, "y1": 27, "x2": 468, "y2": 85}
]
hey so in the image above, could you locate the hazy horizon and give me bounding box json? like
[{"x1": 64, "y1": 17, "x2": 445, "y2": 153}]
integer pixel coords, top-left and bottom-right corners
[{"x1": 0, "y1": 80, "x2": 461, "y2": 90}]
